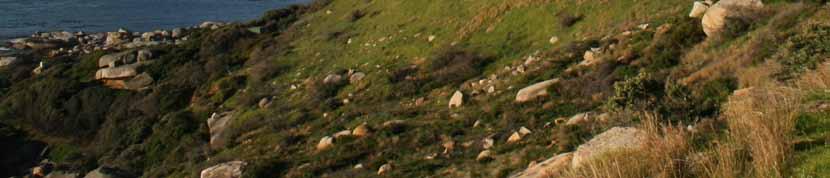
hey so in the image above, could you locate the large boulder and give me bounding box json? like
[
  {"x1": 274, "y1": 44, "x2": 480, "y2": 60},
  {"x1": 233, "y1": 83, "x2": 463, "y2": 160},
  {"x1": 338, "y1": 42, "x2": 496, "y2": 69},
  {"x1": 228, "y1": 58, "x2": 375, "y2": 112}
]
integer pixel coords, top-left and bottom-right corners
[
  {"x1": 95, "y1": 65, "x2": 138, "y2": 80},
  {"x1": 571, "y1": 127, "x2": 648, "y2": 169},
  {"x1": 515, "y1": 79, "x2": 560, "y2": 103},
  {"x1": 509, "y1": 153, "x2": 573, "y2": 178},
  {"x1": 701, "y1": 0, "x2": 764, "y2": 36},
  {"x1": 208, "y1": 112, "x2": 235, "y2": 149},
  {"x1": 98, "y1": 51, "x2": 137, "y2": 68},
  {"x1": 201, "y1": 161, "x2": 247, "y2": 178}
]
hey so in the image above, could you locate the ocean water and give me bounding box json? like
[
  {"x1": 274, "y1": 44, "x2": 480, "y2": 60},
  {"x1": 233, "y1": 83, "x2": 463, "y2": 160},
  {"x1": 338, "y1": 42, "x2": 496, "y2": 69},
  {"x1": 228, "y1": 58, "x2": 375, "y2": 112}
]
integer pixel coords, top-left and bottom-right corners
[{"x1": 0, "y1": 0, "x2": 309, "y2": 40}]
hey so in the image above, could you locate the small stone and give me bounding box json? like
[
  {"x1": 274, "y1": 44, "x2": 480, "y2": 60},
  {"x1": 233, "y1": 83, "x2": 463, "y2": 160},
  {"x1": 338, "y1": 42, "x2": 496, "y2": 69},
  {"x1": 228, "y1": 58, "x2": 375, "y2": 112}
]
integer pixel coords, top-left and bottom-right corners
[
  {"x1": 519, "y1": 127, "x2": 532, "y2": 135},
  {"x1": 477, "y1": 150, "x2": 494, "y2": 161},
  {"x1": 352, "y1": 124, "x2": 371, "y2": 137},
  {"x1": 482, "y1": 138, "x2": 494, "y2": 149},
  {"x1": 258, "y1": 97, "x2": 272, "y2": 109},
  {"x1": 515, "y1": 79, "x2": 560, "y2": 103},
  {"x1": 354, "y1": 164, "x2": 364, "y2": 169},
  {"x1": 473, "y1": 120, "x2": 481, "y2": 128},
  {"x1": 377, "y1": 164, "x2": 392, "y2": 175},
  {"x1": 349, "y1": 72, "x2": 366, "y2": 83},
  {"x1": 428, "y1": 35, "x2": 436, "y2": 42},
  {"x1": 334, "y1": 130, "x2": 352, "y2": 138},
  {"x1": 507, "y1": 132, "x2": 522, "y2": 143},
  {"x1": 549, "y1": 36, "x2": 560, "y2": 45},
  {"x1": 449, "y1": 90, "x2": 464, "y2": 108},
  {"x1": 316, "y1": 136, "x2": 334, "y2": 151}
]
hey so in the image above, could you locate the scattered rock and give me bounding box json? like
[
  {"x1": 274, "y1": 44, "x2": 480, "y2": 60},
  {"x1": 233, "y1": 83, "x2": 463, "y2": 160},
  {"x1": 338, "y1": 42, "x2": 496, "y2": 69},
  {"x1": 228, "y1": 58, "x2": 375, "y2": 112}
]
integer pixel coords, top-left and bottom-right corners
[
  {"x1": 476, "y1": 150, "x2": 494, "y2": 161},
  {"x1": 208, "y1": 112, "x2": 235, "y2": 149},
  {"x1": 334, "y1": 130, "x2": 352, "y2": 138},
  {"x1": 352, "y1": 124, "x2": 372, "y2": 137},
  {"x1": 317, "y1": 136, "x2": 334, "y2": 151},
  {"x1": 689, "y1": 1, "x2": 710, "y2": 18},
  {"x1": 428, "y1": 35, "x2": 436, "y2": 42},
  {"x1": 349, "y1": 72, "x2": 366, "y2": 83},
  {"x1": 482, "y1": 138, "x2": 494, "y2": 149},
  {"x1": 515, "y1": 79, "x2": 560, "y2": 103},
  {"x1": 449, "y1": 90, "x2": 464, "y2": 108},
  {"x1": 258, "y1": 97, "x2": 272, "y2": 108},
  {"x1": 701, "y1": 0, "x2": 764, "y2": 36},
  {"x1": 519, "y1": 127, "x2": 532, "y2": 135},
  {"x1": 200, "y1": 161, "x2": 247, "y2": 178},
  {"x1": 549, "y1": 36, "x2": 560, "y2": 45},
  {"x1": 580, "y1": 49, "x2": 602, "y2": 66},
  {"x1": 507, "y1": 132, "x2": 522, "y2": 143},
  {"x1": 571, "y1": 127, "x2": 648, "y2": 169},
  {"x1": 509, "y1": 153, "x2": 573, "y2": 178},
  {"x1": 377, "y1": 163, "x2": 392, "y2": 175},
  {"x1": 354, "y1": 164, "x2": 364, "y2": 169},
  {"x1": 33, "y1": 62, "x2": 45, "y2": 75},
  {"x1": 323, "y1": 74, "x2": 343, "y2": 84}
]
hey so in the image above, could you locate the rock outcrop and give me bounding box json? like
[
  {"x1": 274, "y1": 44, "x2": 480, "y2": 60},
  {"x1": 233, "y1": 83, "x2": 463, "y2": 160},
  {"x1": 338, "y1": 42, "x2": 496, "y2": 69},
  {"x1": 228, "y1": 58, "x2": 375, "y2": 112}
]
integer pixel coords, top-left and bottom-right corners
[
  {"x1": 201, "y1": 161, "x2": 247, "y2": 178},
  {"x1": 83, "y1": 167, "x2": 133, "y2": 178}
]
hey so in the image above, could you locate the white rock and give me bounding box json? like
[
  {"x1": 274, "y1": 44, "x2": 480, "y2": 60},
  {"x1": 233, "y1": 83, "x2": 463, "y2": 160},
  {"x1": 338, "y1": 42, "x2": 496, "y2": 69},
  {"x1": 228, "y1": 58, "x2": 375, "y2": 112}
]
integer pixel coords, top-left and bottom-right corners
[
  {"x1": 482, "y1": 138, "x2": 494, "y2": 149},
  {"x1": 549, "y1": 36, "x2": 560, "y2": 45},
  {"x1": 449, "y1": 90, "x2": 464, "y2": 108},
  {"x1": 689, "y1": 1, "x2": 710, "y2": 18},
  {"x1": 428, "y1": 35, "x2": 436, "y2": 42},
  {"x1": 519, "y1": 127, "x2": 532, "y2": 135},
  {"x1": 334, "y1": 130, "x2": 352, "y2": 138},
  {"x1": 377, "y1": 164, "x2": 392, "y2": 175},
  {"x1": 515, "y1": 79, "x2": 560, "y2": 103},
  {"x1": 317, "y1": 136, "x2": 334, "y2": 151},
  {"x1": 477, "y1": 150, "x2": 494, "y2": 161}
]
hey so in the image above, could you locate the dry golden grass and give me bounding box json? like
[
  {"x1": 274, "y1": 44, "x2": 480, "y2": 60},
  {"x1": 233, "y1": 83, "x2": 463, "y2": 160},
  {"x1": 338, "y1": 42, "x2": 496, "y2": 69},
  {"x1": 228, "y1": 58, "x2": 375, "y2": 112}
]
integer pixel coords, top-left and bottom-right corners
[
  {"x1": 723, "y1": 86, "x2": 803, "y2": 178},
  {"x1": 796, "y1": 61, "x2": 830, "y2": 90},
  {"x1": 562, "y1": 113, "x2": 693, "y2": 178}
]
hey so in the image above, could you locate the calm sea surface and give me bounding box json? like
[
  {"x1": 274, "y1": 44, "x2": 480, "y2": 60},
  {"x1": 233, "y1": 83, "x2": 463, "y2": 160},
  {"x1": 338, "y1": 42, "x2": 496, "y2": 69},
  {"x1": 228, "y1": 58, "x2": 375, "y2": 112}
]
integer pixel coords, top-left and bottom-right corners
[{"x1": 0, "y1": 0, "x2": 309, "y2": 40}]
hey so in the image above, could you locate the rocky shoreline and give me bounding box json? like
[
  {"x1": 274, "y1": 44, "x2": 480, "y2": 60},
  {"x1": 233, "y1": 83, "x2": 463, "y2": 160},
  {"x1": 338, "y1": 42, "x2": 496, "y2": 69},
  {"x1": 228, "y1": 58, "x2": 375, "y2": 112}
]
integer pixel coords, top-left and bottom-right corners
[{"x1": 1, "y1": 21, "x2": 228, "y2": 58}]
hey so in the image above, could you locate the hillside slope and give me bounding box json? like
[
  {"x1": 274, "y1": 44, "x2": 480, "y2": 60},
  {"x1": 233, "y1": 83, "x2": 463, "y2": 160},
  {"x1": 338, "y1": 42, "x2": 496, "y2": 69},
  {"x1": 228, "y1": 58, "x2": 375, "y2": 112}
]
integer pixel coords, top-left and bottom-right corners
[{"x1": 1, "y1": 0, "x2": 830, "y2": 177}]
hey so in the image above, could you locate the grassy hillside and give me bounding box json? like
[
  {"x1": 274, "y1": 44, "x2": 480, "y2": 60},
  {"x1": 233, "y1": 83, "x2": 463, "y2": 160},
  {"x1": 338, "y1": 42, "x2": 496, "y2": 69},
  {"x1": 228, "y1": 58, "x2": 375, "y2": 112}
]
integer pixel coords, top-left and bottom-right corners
[{"x1": 1, "y1": 0, "x2": 830, "y2": 177}]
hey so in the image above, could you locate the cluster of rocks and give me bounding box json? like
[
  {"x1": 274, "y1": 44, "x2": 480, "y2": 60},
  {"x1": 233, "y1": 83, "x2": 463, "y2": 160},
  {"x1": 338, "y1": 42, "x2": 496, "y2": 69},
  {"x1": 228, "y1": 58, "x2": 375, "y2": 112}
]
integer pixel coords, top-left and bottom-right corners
[
  {"x1": 690, "y1": 0, "x2": 765, "y2": 36},
  {"x1": 94, "y1": 49, "x2": 155, "y2": 90},
  {"x1": 4, "y1": 21, "x2": 228, "y2": 58}
]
